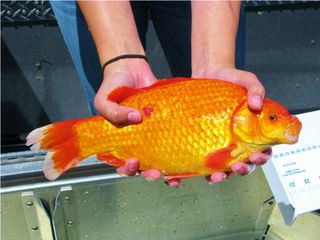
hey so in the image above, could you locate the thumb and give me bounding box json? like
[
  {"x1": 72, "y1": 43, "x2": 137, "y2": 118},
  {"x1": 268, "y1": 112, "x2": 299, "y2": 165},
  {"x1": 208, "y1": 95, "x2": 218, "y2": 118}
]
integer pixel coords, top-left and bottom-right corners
[
  {"x1": 233, "y1": 71, "x2": 265, "y2": 111},
  {"x1": 94, "y1": 94, "x2": 142, "y2": 127},
  {"x1": 247, "y1": 85, "x2": 265, "y2": 112}
]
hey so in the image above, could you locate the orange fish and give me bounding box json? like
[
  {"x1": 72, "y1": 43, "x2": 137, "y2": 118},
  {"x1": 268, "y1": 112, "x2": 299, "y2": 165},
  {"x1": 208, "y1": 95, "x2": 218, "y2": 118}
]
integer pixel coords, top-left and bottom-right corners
[{"x1": 26, "y1": 78, "x2": 302, "y2": 181}]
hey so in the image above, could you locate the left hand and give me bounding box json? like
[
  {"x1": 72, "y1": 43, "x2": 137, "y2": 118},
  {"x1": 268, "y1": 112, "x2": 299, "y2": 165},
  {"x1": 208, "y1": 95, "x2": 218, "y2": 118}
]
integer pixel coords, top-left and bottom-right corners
[
  {"x1": 193, "y1": 66, "x2": 265, "y2": 111},
  {"x1": 193, "y1": 66, "x2": 272, "y2": 184}
]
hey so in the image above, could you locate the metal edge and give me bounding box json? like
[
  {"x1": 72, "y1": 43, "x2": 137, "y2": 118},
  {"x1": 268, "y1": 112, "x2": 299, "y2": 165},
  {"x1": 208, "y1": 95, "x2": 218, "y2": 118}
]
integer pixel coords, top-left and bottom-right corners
[{"x1": 0, "y1": 173, "x2": 126, "y2": 194}]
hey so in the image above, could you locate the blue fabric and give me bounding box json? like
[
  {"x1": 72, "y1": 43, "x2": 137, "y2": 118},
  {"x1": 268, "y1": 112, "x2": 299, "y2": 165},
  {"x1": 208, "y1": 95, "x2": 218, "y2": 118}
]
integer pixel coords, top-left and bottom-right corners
[
  {"x1": 51, "y1": 1, "x2": 246, "y2": 113},
  {"x1": 51, "y1": 1, "x2": 100, "y2": 114},
  {"x1": 236, "y1": 3, "x2": 246, "y2": 70}
]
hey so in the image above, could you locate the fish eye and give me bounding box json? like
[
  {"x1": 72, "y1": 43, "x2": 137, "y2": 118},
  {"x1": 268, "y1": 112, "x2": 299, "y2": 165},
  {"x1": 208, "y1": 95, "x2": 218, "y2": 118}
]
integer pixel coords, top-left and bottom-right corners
[{"x1": 269, "y1": 113, "x2": 278, "y2": 122}]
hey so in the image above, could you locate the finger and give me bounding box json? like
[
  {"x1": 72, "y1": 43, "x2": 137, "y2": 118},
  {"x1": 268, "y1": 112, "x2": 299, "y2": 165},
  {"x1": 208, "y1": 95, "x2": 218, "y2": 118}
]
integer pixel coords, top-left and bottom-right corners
[
  {"x1": 247, "y1": 92, "x2": 264, "y2": 112},
  {"x1": 217, "y1": 69, "x2": 264, "y2": 111},
  {"x1": 166, "y1": 178, "x2": 181, "y2": 187},
  {"x1": 232, "y1": 71, "x2": 265, "y2": 112},
  {"x1": 249, "y1": 148, "x2": 272, "y2": 165},
  {"x1": 116, "y1": 158, "x2": 139, "y2": 176},
  {"x1": 136, "y1": 68, "x2": 158, "y2": 87},
  {"x1": 140, "y1": 169, "x2": 161, "y2": 181},
  {"x1": 94, "y1": 95, "x2": 142, "y2": 126},
  {"x1": 230, "y1": 162, "x2": 251, "y2": 176},
  {"x1": 206, "y1": 172, "x2": 228, "y2": 184}
]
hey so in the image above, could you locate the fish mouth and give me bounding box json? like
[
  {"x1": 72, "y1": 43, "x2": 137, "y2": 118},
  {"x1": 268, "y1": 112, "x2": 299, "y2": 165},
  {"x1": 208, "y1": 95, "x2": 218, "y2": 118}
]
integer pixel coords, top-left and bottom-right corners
[
  {"x1": 284, "y1": 116, "x2": 302, "y2": 144},
  {"x1": 284, "y1": 132, "x2": 299, "y2": 144}
]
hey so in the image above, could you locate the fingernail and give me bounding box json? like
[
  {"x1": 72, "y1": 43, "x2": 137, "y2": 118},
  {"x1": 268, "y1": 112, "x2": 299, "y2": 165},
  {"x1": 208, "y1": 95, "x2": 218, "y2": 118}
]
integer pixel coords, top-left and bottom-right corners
[
  {"x1": 250, "y1": 153, "x2": 269, "y2": 165},
  {"x1": 127, "y1": 112, "x2": 141, "y2": 124},
  {"x1": 141, "y1": 170, "x2": 158, "y2": 181},
  {"x1": 167, "y1": 179, "x2": 181, "y2": 187},
  {"x1": 145, "y1": 177, "x2": 154, "y2": 182},
  {"x1": 128, "y1": 164, "x2": 137, "y2": 172},
  {"x1": 209, "y1": 172, "x2": 228, "y2": 183},
  {"x1": 242, "y1": 165, "x2": 251, "y2": 176},
  {"x1": 233, "y1": 163, "x2": 250, "y2": 176},
  {"x1": 116, "y1": 167, "x2": 126, "y2": 176},
  {"x1": 251, "y1": 94, "x2": 262, "y2": 109}
]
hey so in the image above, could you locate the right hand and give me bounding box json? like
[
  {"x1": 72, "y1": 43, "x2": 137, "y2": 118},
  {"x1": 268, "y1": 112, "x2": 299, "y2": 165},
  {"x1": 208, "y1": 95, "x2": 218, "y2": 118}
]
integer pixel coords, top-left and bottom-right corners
[{"x1": 94, "y1": 58, "x2": 157, "y2": 126}]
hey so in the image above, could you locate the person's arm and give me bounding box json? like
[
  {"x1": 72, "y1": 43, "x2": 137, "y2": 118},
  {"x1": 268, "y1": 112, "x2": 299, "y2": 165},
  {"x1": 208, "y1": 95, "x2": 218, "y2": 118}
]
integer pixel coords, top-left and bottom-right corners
[
  {"x1": 191, "y1": 1, "x2": 264, "y2": 111},
  {"x1": 78, "y1": 1, "x2": 144, "y2": 65},
  {"x1": 78, "y1": 1, "x2": 156, "y2": 125},
  {"x1": 191, "y1": 1, "x2": 271, "y2": 183},
  {"x1": 192, "y1": 1, "x2": 239, "y2": 73},
  {"x1": 78, "y1": 1, "x2": 159, "y2": 180}
]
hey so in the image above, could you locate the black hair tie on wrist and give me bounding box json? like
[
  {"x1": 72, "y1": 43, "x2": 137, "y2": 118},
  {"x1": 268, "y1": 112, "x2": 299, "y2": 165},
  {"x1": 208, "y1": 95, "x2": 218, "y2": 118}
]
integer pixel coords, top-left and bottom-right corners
[{"x1": 102, "y1": 54, "x2": 149, "y2": 72}]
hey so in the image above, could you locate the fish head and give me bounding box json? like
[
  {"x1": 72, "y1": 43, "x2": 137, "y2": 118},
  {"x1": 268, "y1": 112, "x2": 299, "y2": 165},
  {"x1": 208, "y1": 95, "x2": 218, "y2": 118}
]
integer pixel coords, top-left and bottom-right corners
[
  {"x1": 258, "y1": 99, "x2": 302, "y2": 144},
  {"x1": 233, "y1": 99, "x2": 302, "y2": 148}
]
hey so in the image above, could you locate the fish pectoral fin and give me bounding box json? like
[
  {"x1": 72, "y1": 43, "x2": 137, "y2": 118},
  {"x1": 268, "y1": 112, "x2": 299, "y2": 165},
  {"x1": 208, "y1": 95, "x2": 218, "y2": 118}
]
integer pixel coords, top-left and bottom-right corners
[
  {"x1": 164, "y1": 173, "x2": 199, "y2": 180},
  {"x1": 205, "y1": 144, "x2": 236, "y2": 171},
  {"x1": 96, "y1": 153, "x2": 124, "y2": 167}
]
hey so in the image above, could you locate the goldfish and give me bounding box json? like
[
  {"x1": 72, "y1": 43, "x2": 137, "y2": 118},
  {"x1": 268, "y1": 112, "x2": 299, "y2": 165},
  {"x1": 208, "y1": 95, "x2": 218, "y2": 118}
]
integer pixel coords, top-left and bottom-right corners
[{"x1": 26, "y1": 78, "x2": 302, "y2": 181}]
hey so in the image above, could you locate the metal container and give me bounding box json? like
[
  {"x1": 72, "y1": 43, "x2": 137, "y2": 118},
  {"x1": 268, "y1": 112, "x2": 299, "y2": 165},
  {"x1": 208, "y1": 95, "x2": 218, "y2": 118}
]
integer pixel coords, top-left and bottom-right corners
[
  {"x1": 2, "y1": 151, "x2": 319, "y2": 240},
  {"x1": 1, "y1": 150, "x2": 276, "y2": 240}
]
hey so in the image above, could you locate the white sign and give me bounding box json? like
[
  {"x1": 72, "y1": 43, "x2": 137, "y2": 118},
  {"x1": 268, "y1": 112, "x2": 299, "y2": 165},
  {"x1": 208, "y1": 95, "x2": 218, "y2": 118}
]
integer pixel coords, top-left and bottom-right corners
[{"x1": 262, "y1": 110, "x2": 320, "y2": 225}]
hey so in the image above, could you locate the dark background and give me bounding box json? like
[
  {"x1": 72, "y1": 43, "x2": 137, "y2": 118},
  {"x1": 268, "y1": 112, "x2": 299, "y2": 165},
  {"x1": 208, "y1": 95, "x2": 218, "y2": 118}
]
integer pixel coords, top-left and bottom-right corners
[{"x1": 2, "y1": 1, "x2": 320, "y2": 153}]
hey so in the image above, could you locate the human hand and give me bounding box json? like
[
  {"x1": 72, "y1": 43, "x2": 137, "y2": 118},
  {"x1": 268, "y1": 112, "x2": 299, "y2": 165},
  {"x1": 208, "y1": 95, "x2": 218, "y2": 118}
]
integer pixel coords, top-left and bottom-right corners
[
  {"x1": 116, "y1": 158, "x2": 162, "y2": 181},
  {"x1": 94, "y1": 58, "x2": 157, "y2": 126},
  {"x1": 193, "y1": 67, "x2": 272, "y2": 184},
  {"x1": 193, "y1": 66, "x2": 265, "y2": 111}
]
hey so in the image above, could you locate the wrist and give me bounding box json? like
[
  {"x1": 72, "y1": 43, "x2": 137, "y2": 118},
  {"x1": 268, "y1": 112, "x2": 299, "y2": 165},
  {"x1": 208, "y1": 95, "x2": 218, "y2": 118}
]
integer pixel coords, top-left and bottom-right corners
[
  {"x1": 191, "y1": 1, "x2": 240, "y2": 78},
  {"x1": 101, "y1": 57, "x2": 156, "y2": 90},
  {"x1": 102, "y1": 54, "x2": 148, "y2": 73},
  {"x1": 192, "y1": 36, "x2": 236, "y2": 78},
  {"x1": 97, "y1": 40, "x2": 145, "y2": 65},
  {"x1": 103, "y1": 57, "x2": 151, "y2": 78},
  {"x1": 99, "y1": 35, "x2": 145, "y2": 57},
  {"x1": 192, "y1": 59, "x2": 235, "y2": 78}
]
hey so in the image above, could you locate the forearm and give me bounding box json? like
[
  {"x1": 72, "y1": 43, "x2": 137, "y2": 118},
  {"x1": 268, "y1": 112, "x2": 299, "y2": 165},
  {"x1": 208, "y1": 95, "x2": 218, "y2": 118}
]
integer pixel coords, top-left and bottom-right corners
[
  {"x1": 77, "y1": 1, "x2": 145, "y2": 65},
  {"x1": 191, "y1": 1, "x2": 241, "y2": 76}
]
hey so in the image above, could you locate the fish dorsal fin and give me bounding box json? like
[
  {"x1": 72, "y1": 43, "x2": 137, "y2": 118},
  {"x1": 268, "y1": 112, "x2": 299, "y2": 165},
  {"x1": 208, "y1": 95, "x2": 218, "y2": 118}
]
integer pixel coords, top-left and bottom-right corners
[
  {"x1": 108, "y1": 86, "x2": 141, "y2": 103},
  {"x1": 107, "y1": 78, "x2": 194, "y2": 103},
  {"x1": 141, "y1": 77, "x2": 193, "y2": 91}
]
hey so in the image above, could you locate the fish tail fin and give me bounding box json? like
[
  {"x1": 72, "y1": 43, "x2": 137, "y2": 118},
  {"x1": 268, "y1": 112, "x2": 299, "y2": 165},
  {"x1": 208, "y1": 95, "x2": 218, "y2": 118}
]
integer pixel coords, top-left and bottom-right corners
[{"x1": 27, "y1": 119, "x2": 84, "y2": 180}]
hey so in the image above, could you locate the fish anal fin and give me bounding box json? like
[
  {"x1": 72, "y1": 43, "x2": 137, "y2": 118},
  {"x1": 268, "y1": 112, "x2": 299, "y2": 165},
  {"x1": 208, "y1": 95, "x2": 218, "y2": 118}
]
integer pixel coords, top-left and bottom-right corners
[
  {"x1": 164, "y1": 172, "x2": 199, "y2": 180},
  {"x1": 205, "y1": 144, "x2": 236, "y2": 171},
  {"x1": 97, "y1": 153, "x2": 124, "y2": 167}
]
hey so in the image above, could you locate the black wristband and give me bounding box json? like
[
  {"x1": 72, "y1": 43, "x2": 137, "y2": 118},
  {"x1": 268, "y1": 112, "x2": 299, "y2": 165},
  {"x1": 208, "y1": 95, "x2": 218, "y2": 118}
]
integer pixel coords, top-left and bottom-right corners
[{"x1": 101, "y1": 54, "x2": 148, "y2": 72}]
